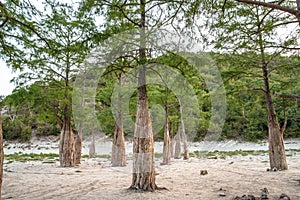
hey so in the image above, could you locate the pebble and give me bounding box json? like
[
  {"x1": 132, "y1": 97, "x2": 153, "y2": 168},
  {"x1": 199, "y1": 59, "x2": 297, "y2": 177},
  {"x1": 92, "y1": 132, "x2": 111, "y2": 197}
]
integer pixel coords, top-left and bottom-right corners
[
  {"x1": 218, "y1": 188, "x2": 226, "y2": 197},
  {"x1": 279, "y1": 193, "x2": 291, "y2": 200},
  {"x1": 200, "y1": 170, "x2": 208, "y2": 175}
]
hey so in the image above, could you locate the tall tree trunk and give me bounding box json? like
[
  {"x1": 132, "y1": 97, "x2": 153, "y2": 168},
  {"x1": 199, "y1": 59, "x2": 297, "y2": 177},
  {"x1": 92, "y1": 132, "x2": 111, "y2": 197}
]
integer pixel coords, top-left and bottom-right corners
[
  {"x1": 75, "y1": 123, "x2": 82, "y2": 165},
  {"x1": 0, "y1": 112, "x2": 3, "y2": 199},
  {"x1": 179, "y1": 100, "x2": 189, "y2": 160},
  {"x1": 59, "y1": 115, "x2": 75, "y2": 167},
  {"x1": 59, "y1": 52, "x2": 75, "y2": 167},
  {"x1": 174, "y1": 130, "x2": 181, "y2": 159},
  {"x1": 262, "y1": 64, "x2": 288, "y2": 170},
  {"x1": 75, "y1": 77, "x2": 86, "y2": 165},
  {"x1": 182, "y1": 126, "x2": 189, "y2": 160},
  {"x1": 111, "y1": 123, "x2": 126, "y2": 166},
  {"x1": 111, "y1": 74, "x2": 126, "y2": 167},
  {"x1": 162, "y1": 105, "x2": 171, "y2": 165},
  {"x1": 170, "y1": 124, "x2": 174, "y2": 158},
  {"x1": 129, "y1": 0, "x2": 157, "y2": 191},
  {"x1": 257, "y1": 21, "x2": 287, "y2": 170},
  {"x1": 130, "y1": 66, "x2": 157, "y2": 190},
  {"x1": 89, "y1": 131, "x2": 96, "y2": 158}
]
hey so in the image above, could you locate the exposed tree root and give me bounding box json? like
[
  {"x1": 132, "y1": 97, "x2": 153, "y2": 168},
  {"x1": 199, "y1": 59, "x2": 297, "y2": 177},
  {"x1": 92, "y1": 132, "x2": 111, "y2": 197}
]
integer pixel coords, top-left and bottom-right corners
[{"x1": 128, "y1": 185, "x2": 168, "y2": 192}]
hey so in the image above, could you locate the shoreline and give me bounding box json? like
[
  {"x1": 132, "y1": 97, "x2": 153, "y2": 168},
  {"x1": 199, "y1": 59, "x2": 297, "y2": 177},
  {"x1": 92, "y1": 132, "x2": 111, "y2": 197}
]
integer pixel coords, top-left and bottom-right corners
[{"x1": 3, "y1": 137, "x2": 300, "y2": 155}]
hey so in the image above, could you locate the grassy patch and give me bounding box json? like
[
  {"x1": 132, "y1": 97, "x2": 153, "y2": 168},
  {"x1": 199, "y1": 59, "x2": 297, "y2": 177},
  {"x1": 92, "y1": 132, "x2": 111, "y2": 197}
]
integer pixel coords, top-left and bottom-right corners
[
  {"x1": 4, "y1": 148, "x2": 299, "y2": 162},
  {"x1": 4, "y1": 168, "x2": 13, "y2": 173},
  {"x1": 82, "y1": 154, "x2": 89, "y2": 158},
  {"x1": 191, "y1": 149, "x2": 269, "y2": 159},
  {"x1": 81, "y1": 154, "x2": 111, "y2": 159},
  {"x1": 97, "y1": 154, "x2": 111, "y2": 159},
  {"x1": 155, "y1": 152, "x2": 163, "y2": 158},
  {"x1": 42, "y1": 160, "x2": 57, "y2": 164},
  {"x1": 289, "y1": 149, "x2": 300, "y2": 152},
  {"x1": 4, "y1": 160, "x2": 14, "y2": 164},
  {"x1": 191, "y1": 149, "x2": 300, "y2": 159},
  {"x1": 4, "y1": 153, "x2": 113, "y2": 162},
  {"x1": 4, "y1": 153, "x2": 59, "y2": 162}
]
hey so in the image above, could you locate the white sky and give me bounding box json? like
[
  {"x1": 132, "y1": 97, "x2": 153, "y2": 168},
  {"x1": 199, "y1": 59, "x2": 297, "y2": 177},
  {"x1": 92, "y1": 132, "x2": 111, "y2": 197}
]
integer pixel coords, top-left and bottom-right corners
[{"x1": 0, "y1": 59, "x2": 17, "y2": 96}]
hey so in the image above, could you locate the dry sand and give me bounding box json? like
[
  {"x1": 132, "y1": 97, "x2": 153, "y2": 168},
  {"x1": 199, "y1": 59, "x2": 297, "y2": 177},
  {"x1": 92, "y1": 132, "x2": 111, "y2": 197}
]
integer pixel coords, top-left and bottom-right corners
[{"x1": 2, "y1": 153, "x2": 300, "y2": 200}]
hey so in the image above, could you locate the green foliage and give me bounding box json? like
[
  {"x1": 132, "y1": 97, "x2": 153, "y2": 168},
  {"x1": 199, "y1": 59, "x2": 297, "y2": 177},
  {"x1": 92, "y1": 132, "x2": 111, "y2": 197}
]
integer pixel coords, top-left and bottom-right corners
[
  {"x1": 213, "y1": 52, "x2": 300, "y2": 141},
  {"x1": 207, "y1": 0, "x2": 300, "y2": 141},
  {"x1": 2, "y1": 117, "x2": 31, "y2": 141},
  {"x1": 35, "y1": 120, "x2": 60, "y2": 137},
  {"x1": 1, "y1": 0, "x2": 300, "y2": 143},
  {"x1": 1, "y1": 82, "x2": 61, "y2": 140},
  {"x1": 97, "y1": 107, "x2": 115, "y2": 137}
]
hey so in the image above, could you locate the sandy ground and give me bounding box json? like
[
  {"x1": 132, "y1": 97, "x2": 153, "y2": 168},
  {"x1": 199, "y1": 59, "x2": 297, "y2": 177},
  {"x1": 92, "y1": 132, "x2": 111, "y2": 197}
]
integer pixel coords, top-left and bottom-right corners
[{"x1": 2, "y1": 152, "x2": 300, "y2": 200}]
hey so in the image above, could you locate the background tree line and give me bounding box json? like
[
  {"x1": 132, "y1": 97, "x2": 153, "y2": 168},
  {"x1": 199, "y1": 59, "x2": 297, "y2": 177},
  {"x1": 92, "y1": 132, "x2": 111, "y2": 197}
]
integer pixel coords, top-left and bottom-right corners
[{"x1": 1, "y1": 51, "x2": 299, "y2": 142}]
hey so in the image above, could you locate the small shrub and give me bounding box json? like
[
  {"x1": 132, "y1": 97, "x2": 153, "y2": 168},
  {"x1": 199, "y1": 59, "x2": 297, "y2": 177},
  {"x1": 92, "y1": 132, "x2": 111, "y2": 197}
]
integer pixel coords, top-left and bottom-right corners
[
  {"x1": 35, "y1": 121, "x2": 60, "y2": 137},
  {"x1": 21, "y1": 126, "x2": 32, "y2": 142},
  {"x1": 2, "y1": 118, "x2": 30, "y2": 141}
]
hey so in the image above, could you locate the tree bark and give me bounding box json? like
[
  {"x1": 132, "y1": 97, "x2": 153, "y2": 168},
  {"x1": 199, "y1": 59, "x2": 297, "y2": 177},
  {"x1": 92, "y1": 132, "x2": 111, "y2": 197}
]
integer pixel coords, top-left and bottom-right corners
[
  {"x1": 89, "y1": 132, "x2": 96, "y2": 158},
  {"x1": 59, "y1": 115, "x2": 75, "y2": 167},
  {"x1": 111, "y1": 74, "x2": 126, "y2": 167},
  {"x1": 262, "y1": 64, "x2": 288, "y2": 170},
  {"x1": 130, "y1": 66, "x2": 157, "y2": 191},
  {"x1": 174, "y1": 130, "x2": 181, "y2": 159},
  {"x1": 170, "y1": 124, "x2": 174, "y2": 158},
  {"x1": 256, "y1": 16, "x2": 288, "y2": 170},
  {"x1": 170, "y1": 138, "x2": 175, "y2": 158},
  {"x1": 59, "y1": 49, "x2": 75, "y2": 167},
  {"x1": 111, "y1": 123, "x2": 126, "y2": 166},
  {"x1": 74, "y1": 123, "x2": 82, "y2": 165},
  {"x1": 0, "y1": 111, "x2": 3, "y2": 199},
  {"x1": 129, "y1": 0, "x2": 157, "y2": 191},
  {"x1": 182, "y1": 129, "x2": 190, "y2": 160},
  {"x1": 179, "y1": 101, "x2": 189, "y2": 160},
  {"x1": 162, "y1": 105, "x2": 171, "y2": 165}
]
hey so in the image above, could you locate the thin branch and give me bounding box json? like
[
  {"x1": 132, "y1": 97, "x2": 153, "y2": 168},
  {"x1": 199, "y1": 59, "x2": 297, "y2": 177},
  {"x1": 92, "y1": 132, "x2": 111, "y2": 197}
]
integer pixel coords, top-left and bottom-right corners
[
  {"x1": 0, "y1": 32, "x2": 6, "y2": 50},
  {"x1": 114, "y1": 2, "x2": 140, "y2": 27},
  {"x1": 149, "y1": 4, "x2": 164, "y2": 28},
  {"x1": 271, "y1": 20, "x2": 299, "y2": 27},
  {"x1": 273, "y1": 93, "x2": 300, "y2": 100},
  {"x1": 265, "y1": 45, "x2": 300, "y2": 50},
  {"x1": 222, "y1": 0, "x2": 228, "y2": 14},
  {"x1": 170, "y1": 0, "x2": 185, "y2": 26},
  {"x1": 145, "y1": 1, "x2": 169, "y2": 13},
  {"x1": 242, "y1": 88, "x2": 266, "y2": 93},
  {"x1": 235, "y1": 0, "x2": 300, "y2": 23},
  {"x1": 0, "y1": 16, "x2": 9, "y2": 27},
  {"x1": 0, "y1": 1, "x2": 51, "y2": 48},
  {"x1": 257, "y1": 0, "x2": 286, "y2": 30},
  {"x1": 0, "y1": 1, "x2": 10, "y2": 27},
  {"x1": 236, "y1": 0, "x2": 297, "y2": 15}
]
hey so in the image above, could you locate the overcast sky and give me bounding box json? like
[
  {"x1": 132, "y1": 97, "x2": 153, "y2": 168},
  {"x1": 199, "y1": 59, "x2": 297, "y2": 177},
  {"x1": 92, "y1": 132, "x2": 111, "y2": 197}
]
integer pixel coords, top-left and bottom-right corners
[{"x1": 0, "y1": 59, "x2": 16, "y2": 96}]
